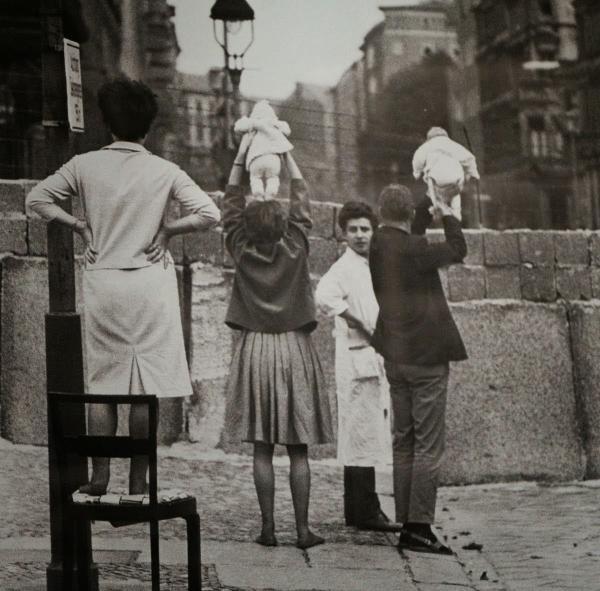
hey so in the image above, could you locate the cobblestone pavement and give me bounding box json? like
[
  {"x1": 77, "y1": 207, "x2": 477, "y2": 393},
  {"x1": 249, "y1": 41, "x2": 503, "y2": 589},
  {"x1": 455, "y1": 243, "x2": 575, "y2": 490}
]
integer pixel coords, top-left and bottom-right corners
[{"x1": 1, "y1": 438, "x2": 600, "y2": 590}]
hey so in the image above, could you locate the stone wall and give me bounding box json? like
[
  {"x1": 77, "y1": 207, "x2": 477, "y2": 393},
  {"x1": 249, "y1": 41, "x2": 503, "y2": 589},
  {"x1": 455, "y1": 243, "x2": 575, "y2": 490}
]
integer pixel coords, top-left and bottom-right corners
[{"x1": 2, "y1": 180, "x2": 600, "y2": 483}]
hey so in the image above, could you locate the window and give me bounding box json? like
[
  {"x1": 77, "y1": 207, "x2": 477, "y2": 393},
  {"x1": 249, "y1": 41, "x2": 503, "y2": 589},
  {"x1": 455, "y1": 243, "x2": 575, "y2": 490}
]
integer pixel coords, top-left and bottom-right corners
[
  {"x1": 538, "y1": 0, "x2": 553, "y2": 17},
  {"x1": 529, "y1": 116, "x2": 548, "y2": 157}
]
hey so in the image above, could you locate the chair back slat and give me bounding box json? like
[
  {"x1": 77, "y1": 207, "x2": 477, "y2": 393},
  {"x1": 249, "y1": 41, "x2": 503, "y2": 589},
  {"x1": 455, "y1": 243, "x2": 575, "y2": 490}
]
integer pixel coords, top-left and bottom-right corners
[{"x1": 61, "y1": 436, "x2": 154, "y2": 458}]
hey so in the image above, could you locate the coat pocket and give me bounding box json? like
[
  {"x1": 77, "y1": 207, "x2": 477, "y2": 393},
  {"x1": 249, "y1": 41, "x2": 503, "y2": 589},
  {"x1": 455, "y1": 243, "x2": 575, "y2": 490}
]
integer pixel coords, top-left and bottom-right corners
[{"x1": 349, "y1": 346, "x2": 380, "y2": 380}]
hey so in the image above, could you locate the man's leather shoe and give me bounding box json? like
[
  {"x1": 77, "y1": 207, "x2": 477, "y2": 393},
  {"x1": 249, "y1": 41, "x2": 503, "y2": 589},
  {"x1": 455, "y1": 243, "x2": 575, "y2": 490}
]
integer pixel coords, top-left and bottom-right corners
[{"x1": 357, "y1": 509, "x2": 404, "y2": 532}]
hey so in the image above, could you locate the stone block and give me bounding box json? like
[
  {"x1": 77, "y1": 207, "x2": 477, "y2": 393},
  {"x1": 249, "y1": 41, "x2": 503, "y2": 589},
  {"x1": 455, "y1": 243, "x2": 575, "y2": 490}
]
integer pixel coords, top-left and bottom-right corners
[
  {"x1": 0, "y1": 215, "x2": 27, "y2": 255},
  {"x1": 463, "y1": 230, "x2": 484, "y2": 266},
  {"x1": 518, "y1": 231, "x2": 555, "y2": 265},
  {"x1": 447, "y1": 265, "x2": 486, "y2": 301},
  {"x1": 0, "y1": 257, "x2": 83, "y2": 443},
  {"x1": 310, "y1": 200, "x2": 337, "y2": 239},
  {"x1": 0, "y1": 180, "x2": 27, "y2": 213},
  {"x1": 483, "y1": 232, "x2": 520, "y2": 266},
  {"x1": 312, "y1": 312, "x2": 337, "y2": 439},
  {"x1": 590, "y1": 233, "x2": 600, "y2": 266},
  {"x1": 555, "y1": 231, "x2": 589, "y2": 265},
  {"x1": 520, "y1": 265, "x2": 556, "y2": 302},
  {"x1": 485, "y1": 267, "x2": 521, "y2": 299},
  {"x1": 556, "y1": 266, "x2": 592, "y2": 301},
  {"x1": 442, "y1": 301, "x2": 584, "y2": 484},
  {"x1": 187, "y1": 376, "x2": 228, "y2": 448},
  {"x1": 568, "y1": 302, "x2": 600, "y2": 478},
  {"x1": 27, "y1": 217, "x2": 47, "y2": 256},
  {"x1": 308, "y1": 237, "x2": 339, "y2": 276},
  {"x1": 591, "y1": 268, "x2": 600, "y2": 299},
  {"x1": 483, "y1": 231, "x2": 520, "y2": 266},
  {"x1": 189, "y1": 264, "x2": 233, "y2": 382},
  {"x1": 183, "y1": 228, "x2": 223, "y2": 265},
  {"x1": 27, "y1": 218, "x2": 85, "y2": 257}
]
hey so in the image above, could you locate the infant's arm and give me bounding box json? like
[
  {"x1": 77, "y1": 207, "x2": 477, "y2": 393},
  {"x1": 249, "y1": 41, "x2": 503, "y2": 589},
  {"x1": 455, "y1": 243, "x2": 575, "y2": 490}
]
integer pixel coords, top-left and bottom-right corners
[{"x1": 234, "y1": 116, "x2": 254, "y2": 133}]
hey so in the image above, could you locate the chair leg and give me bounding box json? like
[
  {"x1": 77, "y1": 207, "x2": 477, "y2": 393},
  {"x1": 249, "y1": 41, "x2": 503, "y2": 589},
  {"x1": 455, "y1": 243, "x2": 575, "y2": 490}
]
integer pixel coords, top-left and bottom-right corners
[
  {"x1": 186, "y1": 513, "x2": 202, "y2": 591},
  {"x1": 150, "y1": 519, "x2": 160, "y2": 591},
  {"x1": 62, "y1": 513, "x2": 75, "y2": 591},
  {"x1": 76, "y1": 520, "x2": 91, "y2": 591}
]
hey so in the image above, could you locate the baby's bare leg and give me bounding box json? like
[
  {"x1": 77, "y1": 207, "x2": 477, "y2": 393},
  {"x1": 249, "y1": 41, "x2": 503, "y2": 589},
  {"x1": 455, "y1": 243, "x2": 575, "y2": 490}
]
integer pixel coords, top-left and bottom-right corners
[
  {"x1": 265, "y1": 176, "x2": 280, "y2": 199},
  {"x1": 250, "y1": 175, "x2": 265, "y2": 200}
]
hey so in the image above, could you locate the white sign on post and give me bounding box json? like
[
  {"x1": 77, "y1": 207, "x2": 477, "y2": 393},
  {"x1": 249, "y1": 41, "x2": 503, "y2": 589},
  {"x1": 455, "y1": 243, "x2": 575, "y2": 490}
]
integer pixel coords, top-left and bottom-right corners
[{"x1": 63, "y1": 38, "x2": 84, "y2": 133}]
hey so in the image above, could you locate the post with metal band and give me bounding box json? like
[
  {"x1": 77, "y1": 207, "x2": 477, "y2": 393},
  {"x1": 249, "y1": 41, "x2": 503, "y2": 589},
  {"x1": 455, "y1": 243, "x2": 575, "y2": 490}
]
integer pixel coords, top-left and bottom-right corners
[{"x1": 41, "y1": 0, "x2": 98, "y2": 588}]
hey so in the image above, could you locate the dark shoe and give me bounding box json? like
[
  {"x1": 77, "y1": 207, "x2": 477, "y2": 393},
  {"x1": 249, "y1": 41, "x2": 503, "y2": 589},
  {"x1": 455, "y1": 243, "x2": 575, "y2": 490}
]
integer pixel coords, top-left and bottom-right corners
[
  {"x1": 398, "y1": 529, "x2": 453, "y2": 555},
  {"x1": 357, "y1": 509, "x2": 404, "y2": 533}
]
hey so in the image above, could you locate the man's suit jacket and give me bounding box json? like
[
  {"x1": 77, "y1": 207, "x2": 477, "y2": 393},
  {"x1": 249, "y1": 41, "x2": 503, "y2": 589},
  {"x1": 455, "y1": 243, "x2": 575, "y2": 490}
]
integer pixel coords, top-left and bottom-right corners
[{"x1": 369, "y1": 201, "x2": 468, "y2": 366}]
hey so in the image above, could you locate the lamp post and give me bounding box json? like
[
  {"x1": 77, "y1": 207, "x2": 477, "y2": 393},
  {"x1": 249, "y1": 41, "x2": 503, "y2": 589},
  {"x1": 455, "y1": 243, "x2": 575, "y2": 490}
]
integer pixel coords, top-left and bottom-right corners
[{"x1": 210, "y1": 0, "x2": 255, "y2": 151}]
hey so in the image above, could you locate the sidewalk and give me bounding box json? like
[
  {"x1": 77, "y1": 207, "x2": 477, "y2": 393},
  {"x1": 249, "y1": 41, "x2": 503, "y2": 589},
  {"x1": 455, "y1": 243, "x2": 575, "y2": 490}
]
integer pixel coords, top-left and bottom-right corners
[{"x1": 1, "y1": 438, "x2": 599, "y2": 590}]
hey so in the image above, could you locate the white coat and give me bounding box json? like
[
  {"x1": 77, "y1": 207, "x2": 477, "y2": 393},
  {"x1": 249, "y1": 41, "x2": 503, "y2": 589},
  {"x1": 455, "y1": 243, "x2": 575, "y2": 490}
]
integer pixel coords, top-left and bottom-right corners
[{"x1": 315, "y1": 247, "x2": 392, "y2": 467}]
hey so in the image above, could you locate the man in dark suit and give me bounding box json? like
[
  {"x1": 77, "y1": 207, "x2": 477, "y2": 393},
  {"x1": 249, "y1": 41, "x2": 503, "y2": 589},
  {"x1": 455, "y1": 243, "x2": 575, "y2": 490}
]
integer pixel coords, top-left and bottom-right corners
[{"x1": 369, "y1": 184, "x2": 467, "y2": 554}]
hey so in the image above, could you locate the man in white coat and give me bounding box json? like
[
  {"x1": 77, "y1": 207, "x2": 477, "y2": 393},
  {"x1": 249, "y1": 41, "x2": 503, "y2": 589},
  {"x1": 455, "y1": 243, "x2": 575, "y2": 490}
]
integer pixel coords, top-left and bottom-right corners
[{"x1": 316, "y1": 201, "x2": 401, "y2": 532}]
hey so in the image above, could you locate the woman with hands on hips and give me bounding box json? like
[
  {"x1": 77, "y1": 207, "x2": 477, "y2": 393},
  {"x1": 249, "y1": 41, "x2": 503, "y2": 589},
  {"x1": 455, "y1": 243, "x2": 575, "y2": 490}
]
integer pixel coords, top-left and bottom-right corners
[{"x1": 26, "y1": 77, "x2": 221, "y2": 496}]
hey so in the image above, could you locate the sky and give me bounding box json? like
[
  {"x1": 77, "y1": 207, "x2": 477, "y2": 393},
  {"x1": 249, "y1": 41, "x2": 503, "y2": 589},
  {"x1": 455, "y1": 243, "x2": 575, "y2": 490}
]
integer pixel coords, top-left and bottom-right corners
[{"x1": 171, "y1": 0, "x2": 420, "y2": 100}]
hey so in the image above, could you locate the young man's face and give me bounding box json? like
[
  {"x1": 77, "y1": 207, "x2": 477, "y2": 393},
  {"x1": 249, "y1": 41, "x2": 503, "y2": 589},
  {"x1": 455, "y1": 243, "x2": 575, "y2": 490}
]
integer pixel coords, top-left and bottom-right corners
[{"x1": 343, "y1": 217, "x2": 374, "y2": 257}]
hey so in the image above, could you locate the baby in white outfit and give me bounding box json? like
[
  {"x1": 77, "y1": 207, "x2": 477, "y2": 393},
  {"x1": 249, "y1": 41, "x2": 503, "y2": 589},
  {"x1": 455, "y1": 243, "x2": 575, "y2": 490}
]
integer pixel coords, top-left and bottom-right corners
[{"x1": 412, "y1": 127, "x2": 479, "y2": 221}]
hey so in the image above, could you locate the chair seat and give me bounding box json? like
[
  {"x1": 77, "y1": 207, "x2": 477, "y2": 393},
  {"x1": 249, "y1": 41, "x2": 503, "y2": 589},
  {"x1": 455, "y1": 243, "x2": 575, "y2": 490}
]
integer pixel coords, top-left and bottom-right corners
[
  {"x1": 73, "y1": 490, "x2": 192, "y2": 505},
  {"x1": 70, "y1": 490, "x2": 198, "y2": 523}
]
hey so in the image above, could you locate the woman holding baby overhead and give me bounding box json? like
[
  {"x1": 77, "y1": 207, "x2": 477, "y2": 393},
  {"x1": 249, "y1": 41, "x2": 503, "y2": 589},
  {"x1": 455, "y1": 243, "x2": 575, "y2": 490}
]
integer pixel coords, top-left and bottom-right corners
[{"x1": 222, "y1": 137, "x2": 333, "y2": 549}]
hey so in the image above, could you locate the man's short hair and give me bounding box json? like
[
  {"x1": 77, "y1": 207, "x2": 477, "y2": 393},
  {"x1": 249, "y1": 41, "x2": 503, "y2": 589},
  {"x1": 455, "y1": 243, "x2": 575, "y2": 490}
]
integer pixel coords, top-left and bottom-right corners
[
  {"x1": 97, "y1": 77, "x2": 158, "y2": 141},
  {"x1": 337, "y1": 201, "x2": 378, "y2": 232},
  {"x1": 379, "y1": 184, "x2": 415, "y2": 222},
  {"x1": 243, "y1": 200, "x2": 287, "y2": 244},
  {"x1": 427, "y1": 126, "x2": 448, "y2": 140}
]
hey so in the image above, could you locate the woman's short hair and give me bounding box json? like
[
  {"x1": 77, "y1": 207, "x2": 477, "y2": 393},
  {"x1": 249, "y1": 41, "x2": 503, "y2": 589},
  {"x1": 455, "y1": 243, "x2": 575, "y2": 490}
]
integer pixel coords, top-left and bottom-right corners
[
  {"x1": 243, "y1": 200, "x2": 287, "y2": 244},
  {"x1": 379, "y1": 184, "x2": 415, "y2": 222},
  {"x1": 337, "y1": 201, "x2": 378, "y2": 232},
  {"x1": 97, "y1": 77, "x2": 158, "y2": 141}
]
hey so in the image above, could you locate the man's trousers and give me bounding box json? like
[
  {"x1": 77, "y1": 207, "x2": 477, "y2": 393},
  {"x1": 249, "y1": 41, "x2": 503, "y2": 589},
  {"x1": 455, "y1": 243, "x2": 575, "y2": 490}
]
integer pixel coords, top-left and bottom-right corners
[{"x1": 384, "y1": 361, "x2": 449, "y2": 524}]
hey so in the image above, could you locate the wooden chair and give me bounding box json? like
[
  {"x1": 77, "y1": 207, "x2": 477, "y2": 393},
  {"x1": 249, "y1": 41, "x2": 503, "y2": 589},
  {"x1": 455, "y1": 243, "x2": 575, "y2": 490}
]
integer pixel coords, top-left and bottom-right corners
[{"x1": 48, "y1": 392, "x2": 201, "y2": 591}]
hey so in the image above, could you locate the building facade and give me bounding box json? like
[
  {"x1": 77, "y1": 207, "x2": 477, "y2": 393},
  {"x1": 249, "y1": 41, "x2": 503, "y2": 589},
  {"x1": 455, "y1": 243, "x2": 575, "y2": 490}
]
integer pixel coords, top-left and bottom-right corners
[
  {"x1": 573, "y1": 0, "x2": 600, "y2": 228},
  {"x1": 329, "y1": 3, "x2": 458, "y2": 205},
  {"x1": 0, "y1": 0, "x2": 180, "y2": 180},
  {"x1": 278, "y1": 82, "x2": 337, "y2": 202},
  {"x1": 473, "y1": 0, "x2": 578, "y2": 229}
]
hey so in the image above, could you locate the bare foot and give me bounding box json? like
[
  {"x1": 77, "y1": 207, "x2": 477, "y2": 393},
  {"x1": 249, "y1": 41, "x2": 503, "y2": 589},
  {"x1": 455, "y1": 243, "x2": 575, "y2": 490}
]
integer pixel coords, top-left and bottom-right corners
[
  {"x1": 296, "y1": 531, "x2": 324, "y2": 550},
  {"x1": 78, "y1": 481, "x2": 108, "y2": 496},
  {"x1": 129, "y1": 482, "x2": 149, "y2": 495},
  {"x1": 255, "y1": 532, "x2": 278, "y2": 547},
  {"x1": 129, "y1": 476, "x2": 149, "y2": 495}
]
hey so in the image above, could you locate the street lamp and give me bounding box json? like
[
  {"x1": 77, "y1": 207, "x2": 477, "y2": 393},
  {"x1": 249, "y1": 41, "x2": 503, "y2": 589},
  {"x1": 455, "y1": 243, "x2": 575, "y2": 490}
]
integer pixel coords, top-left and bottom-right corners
[{"x1": 210, "y1": 0, "x2": 254, "y2": 147}]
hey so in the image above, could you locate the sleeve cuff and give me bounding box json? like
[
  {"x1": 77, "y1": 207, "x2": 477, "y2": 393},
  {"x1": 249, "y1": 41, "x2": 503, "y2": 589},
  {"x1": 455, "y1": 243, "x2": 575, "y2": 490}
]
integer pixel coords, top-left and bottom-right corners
[{"x1": 225, "y1": 184, "x2": 245, "y2": 196}]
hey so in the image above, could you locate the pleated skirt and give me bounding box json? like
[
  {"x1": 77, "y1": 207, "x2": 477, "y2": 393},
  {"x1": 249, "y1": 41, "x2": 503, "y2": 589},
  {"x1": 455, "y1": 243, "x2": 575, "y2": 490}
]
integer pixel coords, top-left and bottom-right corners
[
  {"x1": 83, "y1": 263, "x2": 192, "y2": 398},
  {"x1": 225, "y1": 330, "x2": 334, "y2": 445}
]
